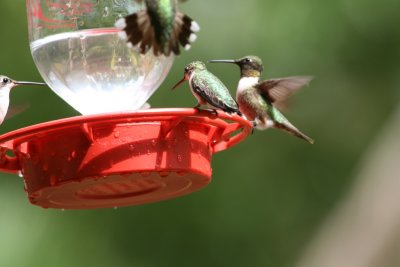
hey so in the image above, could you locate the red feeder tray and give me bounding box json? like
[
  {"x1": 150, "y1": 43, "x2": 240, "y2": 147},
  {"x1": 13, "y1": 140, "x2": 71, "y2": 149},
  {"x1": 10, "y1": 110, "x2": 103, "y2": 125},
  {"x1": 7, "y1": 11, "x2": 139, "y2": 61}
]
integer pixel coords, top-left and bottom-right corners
[{"x1": 0, "y1": 108, "x2": 252, "y2": 209}]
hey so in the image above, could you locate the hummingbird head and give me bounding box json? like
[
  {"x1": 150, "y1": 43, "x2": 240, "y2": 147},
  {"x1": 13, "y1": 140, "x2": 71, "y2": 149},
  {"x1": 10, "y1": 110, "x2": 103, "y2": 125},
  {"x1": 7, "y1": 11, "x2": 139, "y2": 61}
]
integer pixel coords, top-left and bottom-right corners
[
  {"x1": 0, "y1": 75, "x2": 46, "y2": 125},
  {"x1": 184, "y1": 61, "x2": 207, "y2": 76},
  {"x1": 172, "y1": 61, "x2": 207, "y2": 90},
  {"x1": 209, "y1": 55, "x2": 263, "y2": 78},
  {"x1": 0, "y1": 75, "x2": 47, "y2": 92},
  {"x1": 0, "y1": 76, "x2": 16, "y2": 92}
]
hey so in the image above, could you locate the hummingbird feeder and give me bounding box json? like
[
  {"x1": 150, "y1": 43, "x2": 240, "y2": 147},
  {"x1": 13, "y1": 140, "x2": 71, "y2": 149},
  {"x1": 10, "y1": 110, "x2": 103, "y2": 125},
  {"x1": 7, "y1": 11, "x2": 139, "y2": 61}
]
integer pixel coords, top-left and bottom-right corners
[{"x1": 0, "y1": 0, "x2": 251, "y2": 209}]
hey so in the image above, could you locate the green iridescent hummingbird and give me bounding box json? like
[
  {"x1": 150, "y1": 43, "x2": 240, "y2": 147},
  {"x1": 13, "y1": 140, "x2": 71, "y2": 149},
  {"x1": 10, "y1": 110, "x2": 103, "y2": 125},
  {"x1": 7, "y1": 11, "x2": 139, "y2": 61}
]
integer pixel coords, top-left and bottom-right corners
[
  {"x1": 115, "y1": 0, "x2": 200, "y2": 56},
  {"x1": 172, "y1": 61, "x2": 241, "y2": 115},
  {"x1": 209, "y1": 55, "x2": 314, "y2": 144}
]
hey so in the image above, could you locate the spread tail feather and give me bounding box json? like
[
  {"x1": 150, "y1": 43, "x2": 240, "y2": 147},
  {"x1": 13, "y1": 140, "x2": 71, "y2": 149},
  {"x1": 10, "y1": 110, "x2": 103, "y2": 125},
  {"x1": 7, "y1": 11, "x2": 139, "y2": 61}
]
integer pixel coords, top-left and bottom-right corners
[
  {"x1": 115, "y1": 10, "x2": 199, "y2": 56},
  {"x1": 175, "y1": 12, "x2": 200, "y2": 52}
]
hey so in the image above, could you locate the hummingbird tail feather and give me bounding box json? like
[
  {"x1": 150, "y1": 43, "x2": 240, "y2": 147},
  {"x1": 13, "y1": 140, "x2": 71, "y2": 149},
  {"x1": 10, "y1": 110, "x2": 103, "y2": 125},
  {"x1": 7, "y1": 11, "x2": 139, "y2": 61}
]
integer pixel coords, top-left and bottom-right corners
[
  {"x1": 115, "y1": 10, "x2": 161, "y2": 55},
  {"x1": 116, "y1": 9, "x2": 199, "y2": 56},
  {"x1": 275, "y1": 122, "x2": 314, "y2": 144},
  {"x1": 174, "y1": 12, "x2": 200, "y2": 53}
]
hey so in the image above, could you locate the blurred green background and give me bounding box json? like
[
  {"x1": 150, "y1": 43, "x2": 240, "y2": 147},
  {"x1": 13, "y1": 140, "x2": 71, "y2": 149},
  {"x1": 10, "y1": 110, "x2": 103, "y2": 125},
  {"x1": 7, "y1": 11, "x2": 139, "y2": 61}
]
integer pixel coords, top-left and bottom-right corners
[{"x1": 1, "y1": 1, "x2": 400, "y2": 267}]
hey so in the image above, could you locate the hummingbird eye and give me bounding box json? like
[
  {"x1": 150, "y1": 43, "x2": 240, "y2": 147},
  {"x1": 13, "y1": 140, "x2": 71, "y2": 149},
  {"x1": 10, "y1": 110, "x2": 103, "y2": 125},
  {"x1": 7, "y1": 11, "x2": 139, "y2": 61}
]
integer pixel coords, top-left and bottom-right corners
[
  {"x1": 244, "y1": 58, "x2": 251, "y2": 63},
  {"x1": 2, "y1": 78, "x2": 9, "y2": 84}
]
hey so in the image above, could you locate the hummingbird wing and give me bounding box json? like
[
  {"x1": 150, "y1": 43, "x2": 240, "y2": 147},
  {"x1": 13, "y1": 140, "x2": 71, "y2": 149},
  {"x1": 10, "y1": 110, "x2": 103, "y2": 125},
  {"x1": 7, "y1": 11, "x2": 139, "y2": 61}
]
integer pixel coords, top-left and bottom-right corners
[
  {"x1": 5, "y1": 103, "x2": 30, "y2": 120},
  {"x1": 256, "y1": 76, "x2": 313, "y2": 104},
  {"x1": 192, "y1": 73, "x2": 239, "y2": 113}
]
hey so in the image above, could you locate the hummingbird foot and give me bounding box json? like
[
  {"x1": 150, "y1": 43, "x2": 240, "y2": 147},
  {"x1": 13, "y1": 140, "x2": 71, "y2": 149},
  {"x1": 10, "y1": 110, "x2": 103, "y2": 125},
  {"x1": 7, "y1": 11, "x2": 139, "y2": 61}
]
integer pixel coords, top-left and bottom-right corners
[
  {"x1": 210, "y1": 109, "x2": 218, "y2": 116},
  {"x1": 193, "y1": 105, "x2": 201, "y2": 114},
  {"x1": 236, "y1": 110, "x2": 243, "y2": 117},
  {"x1": 203, "y1": 108, "x2": 218, "y2": 116},
  {"x1": 193, "y1": 106, "x2": 218, "y2": 117},
  {"x1": 250, "y1": 121, "x2": 257, "y2": 135}
]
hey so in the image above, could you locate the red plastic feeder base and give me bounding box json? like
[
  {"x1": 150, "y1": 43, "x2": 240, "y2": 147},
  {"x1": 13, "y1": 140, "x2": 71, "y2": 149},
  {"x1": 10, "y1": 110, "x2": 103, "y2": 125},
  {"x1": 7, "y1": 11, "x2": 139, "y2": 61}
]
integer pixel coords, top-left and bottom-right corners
[{"x1": 0, "y1": 108, "x2": 251, "y2": 209}]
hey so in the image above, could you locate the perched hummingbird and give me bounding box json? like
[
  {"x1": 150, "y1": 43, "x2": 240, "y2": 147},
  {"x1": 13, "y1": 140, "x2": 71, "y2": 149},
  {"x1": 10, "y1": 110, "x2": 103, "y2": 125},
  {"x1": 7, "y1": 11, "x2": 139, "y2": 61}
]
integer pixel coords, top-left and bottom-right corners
[
  {"x1": 209, "y1": 56, "x2": 314, "y2": 144},
  {"x1": 172, "y1": 61, "x2": 241, "y2": 115},
  {"x1": 115, "y1": 0, "x2": 200, "y2": 56},
  {"x1": 0, "y1": 75, "x2": 46, "y2": 125}
]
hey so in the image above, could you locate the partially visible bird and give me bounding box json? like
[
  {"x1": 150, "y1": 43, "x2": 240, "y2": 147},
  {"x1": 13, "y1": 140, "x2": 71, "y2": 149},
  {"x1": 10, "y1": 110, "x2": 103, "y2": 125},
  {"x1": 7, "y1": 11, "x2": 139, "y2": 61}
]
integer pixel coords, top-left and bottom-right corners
[
  {"x1": 0, "y1": 75, "x2": 46, "y2": 125},
  {"x1": 115, "y1": 0, "x2": 200, "y2": 56},
  {"x1": 172, "y1": 61, "x2": 241, "y2": 115},
  {"x1": 209, "y1": 55, "x2": 314, "y2": 144}
]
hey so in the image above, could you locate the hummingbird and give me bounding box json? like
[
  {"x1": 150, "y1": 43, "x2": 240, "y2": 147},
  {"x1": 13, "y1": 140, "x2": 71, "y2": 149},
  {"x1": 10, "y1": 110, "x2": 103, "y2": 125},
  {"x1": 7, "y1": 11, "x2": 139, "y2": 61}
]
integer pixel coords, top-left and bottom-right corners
[
  {"x1": 115, "y1": 0, "x2": 200, "y2": 56},
  {"x1": 0, "y1": 75, "x2": 46, "y2": 125},
  {"x1": 209, "y1": 55, "x2": 314, "y2": 144},
  {"x1": 172, "y1": 61, "x2": 241, "y2": 115}
]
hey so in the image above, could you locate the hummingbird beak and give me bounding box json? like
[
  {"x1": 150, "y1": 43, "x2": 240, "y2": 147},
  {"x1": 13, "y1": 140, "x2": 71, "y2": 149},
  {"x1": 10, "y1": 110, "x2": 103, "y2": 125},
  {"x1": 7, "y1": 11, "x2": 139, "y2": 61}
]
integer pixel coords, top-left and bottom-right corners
[
  {"x1": 172, "y1": 75, "x2": 188, "y2": 90},
  {"x1": 12, "y1": 80, "x2": 47, "y2": 89},
  {"x1": 13, "y1": 81, "x2": 47, "y2": 87},
  {"x1": 208, "y1": 59, "x2": 238, "y2": 65}
]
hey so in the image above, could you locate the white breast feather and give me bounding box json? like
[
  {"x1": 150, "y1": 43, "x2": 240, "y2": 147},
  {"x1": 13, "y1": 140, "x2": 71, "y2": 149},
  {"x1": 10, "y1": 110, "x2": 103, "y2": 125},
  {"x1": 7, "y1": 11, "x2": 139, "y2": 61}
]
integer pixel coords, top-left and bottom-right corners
[
  {"x1": 237, "y1": 77, "x2": 259, "y2": 95},
  {"x1": 0, "y1": 87, "x2": 11, "y2": 124}
]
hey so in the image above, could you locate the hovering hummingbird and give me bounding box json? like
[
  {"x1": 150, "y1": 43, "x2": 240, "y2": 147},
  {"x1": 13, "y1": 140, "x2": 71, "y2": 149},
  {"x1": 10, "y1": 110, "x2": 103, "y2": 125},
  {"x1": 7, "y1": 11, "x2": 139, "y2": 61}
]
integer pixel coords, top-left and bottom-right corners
[
  {"x1": 0, "y1": 75, "x2": 46, "y2": 125},
  {"x1": 209, "y1": 56, "x2": 314, "y2": 144},
  {"x1": 115, "y1": 0, "x2": 200, "y2": 56},
  {"x1": 172, "y1": 61, "x2": 241, "y2": 115}
]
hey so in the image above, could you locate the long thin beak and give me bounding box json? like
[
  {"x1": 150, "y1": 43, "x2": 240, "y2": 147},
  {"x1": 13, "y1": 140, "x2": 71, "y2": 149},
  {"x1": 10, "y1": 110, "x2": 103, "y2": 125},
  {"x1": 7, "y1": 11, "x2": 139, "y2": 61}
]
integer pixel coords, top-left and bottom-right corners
[
  {"x1": 208, "y1": 59, "x2": 238, "y2": 64},
  {"x1": 172, "y1": 76, "x2": 187, "y2": 90},
  {"x1": 14, "y1": 81, "x2": 47, "y2": 86}
]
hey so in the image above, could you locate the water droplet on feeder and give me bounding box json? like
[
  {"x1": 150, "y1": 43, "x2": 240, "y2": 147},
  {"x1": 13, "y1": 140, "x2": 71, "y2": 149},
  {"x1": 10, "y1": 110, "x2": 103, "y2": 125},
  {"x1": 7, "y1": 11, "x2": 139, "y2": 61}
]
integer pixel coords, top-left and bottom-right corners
[
  {"x1": 173, "y1": 138, "x2": 178, "y2": 146},
  {"x1": 151, "y1": 139, "x2": 157, "y2": 147},
  {"x1": 114, "y1": 131, "x2": 120, "y2": 138},
  {"x1": 177, "y1": 154, "x2": 183, "y2": 163},
  {"x1": 18, "y1": 171, "x2": 24, "y2": 178},
  {"x1": 129, "y1": 144, "x2": 135, "y2": 151}
]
